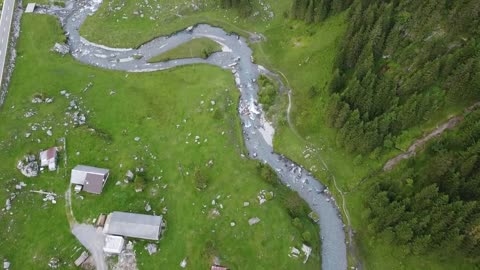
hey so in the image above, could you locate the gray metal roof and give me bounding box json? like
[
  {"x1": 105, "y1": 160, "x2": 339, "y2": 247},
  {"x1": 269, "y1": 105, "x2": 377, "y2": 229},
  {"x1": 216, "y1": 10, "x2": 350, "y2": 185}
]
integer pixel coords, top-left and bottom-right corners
[
  {"x1": 103, "y1": 212, "x2": 163, "y2": 240},
  {"x1": 70, "y1": 165, "x2": 109, "y2": 185},
  {"x1": 83, "y1": 173, "x2": 106, "y2": 194}
]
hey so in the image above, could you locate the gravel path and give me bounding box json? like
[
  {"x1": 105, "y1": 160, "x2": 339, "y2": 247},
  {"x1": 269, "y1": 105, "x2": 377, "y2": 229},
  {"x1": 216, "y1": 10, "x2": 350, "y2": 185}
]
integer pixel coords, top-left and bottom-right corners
[
  {"x1": 37, "y1": 0, "x2": 348, "y2": 269},
  {"x1": 72, "y1": 224, "x2": 107, "y2": 270}
]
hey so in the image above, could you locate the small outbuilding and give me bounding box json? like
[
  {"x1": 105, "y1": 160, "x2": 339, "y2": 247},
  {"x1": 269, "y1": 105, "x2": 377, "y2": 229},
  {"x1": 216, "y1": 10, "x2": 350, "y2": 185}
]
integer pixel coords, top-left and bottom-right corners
[
  {"x1": 25, "y1": 3, "x2": 36, "y2": 13},
  {"x1": 103, "y1": 235, "x2": 125, "y2": 254},
  {"x1": 39, "y1": 147, "x2": 58, "y2": 171},
  {"x1": 103, "y1": 211, "x2": 163, "y2": 240},
  {"x1": 70, "y1": 165, "x2": 110, "y2": 194}
]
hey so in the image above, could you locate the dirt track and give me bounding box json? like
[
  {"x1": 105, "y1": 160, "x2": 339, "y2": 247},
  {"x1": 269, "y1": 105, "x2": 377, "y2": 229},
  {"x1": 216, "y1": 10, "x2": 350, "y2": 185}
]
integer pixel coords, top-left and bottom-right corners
[{"x1": 384, "y1": 102, "x2": 480, "y2": 171}]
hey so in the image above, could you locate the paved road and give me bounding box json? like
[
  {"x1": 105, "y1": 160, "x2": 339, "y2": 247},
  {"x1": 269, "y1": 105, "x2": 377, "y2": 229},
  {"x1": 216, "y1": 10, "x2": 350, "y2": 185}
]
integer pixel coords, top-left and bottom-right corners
[
  {"x1": 72, "y1": 224, "x2": 107, "y2": 270},
  {"x1": 0, "y1": 0, "x2": 15, "y2": 87}
]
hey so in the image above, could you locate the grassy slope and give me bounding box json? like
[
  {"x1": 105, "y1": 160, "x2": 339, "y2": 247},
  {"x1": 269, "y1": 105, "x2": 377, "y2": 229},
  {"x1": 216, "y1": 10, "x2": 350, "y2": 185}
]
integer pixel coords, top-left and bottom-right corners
[
  {"x1": 147, "y1": 37, "x2": 222, "y2": 63},
  {"x1": 54, "y1": 0, "x2": 480, "y2": 269},
  {"x1": 80, "y1": 0, "x2": 291, "y2": 48},
  {"x1": 0, "y1": 14, "x2": 320, "y2": 269}
]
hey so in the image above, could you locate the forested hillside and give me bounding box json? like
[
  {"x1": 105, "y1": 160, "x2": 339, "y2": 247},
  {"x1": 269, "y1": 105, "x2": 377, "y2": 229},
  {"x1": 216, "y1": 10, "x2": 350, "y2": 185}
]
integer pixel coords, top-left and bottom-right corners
[
  {"x1": 322, "y1": 0, "x2": 480, "y2": 155},
  {"x1": 220, "y1": 0, "x2": 253, "y2": 16},
  {"x1": 290, "y1": 0, "x2": 352, "y2": 22},
  {"x1": 367, "y1": 110, "x2": 480, "y2": 256}
]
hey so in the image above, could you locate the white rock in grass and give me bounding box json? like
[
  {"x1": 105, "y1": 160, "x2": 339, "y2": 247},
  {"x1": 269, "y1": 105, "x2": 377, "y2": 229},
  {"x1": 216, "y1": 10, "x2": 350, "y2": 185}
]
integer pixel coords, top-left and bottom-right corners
[
  {"x1": 248, "y1": 217, "x2": 261, "y2": 226},
  {"x1": 180, "y1": 258, "x2": 187, "y2": 268},
  {"x1": 145, "y1": 243, "x2": 157, "y2": 255}
]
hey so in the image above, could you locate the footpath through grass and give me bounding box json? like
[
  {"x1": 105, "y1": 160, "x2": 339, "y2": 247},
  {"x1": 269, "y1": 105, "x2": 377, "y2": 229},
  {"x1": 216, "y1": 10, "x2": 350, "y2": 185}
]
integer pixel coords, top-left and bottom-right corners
[
  {"x1": 0, "y1": 14, "x2": 320, "y2": 269},
  {"x1": 148, "y1": 37, "x2": 222, "y2": 63}
]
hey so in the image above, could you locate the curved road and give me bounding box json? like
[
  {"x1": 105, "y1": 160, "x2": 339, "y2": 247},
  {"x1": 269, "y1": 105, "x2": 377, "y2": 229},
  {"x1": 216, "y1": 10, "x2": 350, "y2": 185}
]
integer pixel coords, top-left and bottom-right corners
[{"x1": 37, "y1": 1, "x2": 347, "y2": 269}]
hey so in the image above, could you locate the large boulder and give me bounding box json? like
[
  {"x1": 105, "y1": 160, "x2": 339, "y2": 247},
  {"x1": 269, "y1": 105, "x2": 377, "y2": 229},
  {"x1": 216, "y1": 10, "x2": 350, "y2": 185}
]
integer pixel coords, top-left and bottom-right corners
[{"x1": 17, "y1": 159, "x2": 39, "y2": 178}]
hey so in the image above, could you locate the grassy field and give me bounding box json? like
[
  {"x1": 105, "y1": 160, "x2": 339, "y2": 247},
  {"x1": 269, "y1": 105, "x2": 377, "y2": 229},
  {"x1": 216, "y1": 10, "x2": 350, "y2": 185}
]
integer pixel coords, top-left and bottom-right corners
[
  {"x1": 7, "y1": 0, "x2": 477, "y2": 269},
  {"x1": 80, "y1": 0, "x2": 291, "y2": 48},
  {"x1": 0, "y1": 14, "x2": 321, "y2": 269},
  {"x1": 79, "y1": 0, "x2": 471, "y2": 269},
  {"x1": 148, "y1": 37, "x2": 222, "y2": 63}
]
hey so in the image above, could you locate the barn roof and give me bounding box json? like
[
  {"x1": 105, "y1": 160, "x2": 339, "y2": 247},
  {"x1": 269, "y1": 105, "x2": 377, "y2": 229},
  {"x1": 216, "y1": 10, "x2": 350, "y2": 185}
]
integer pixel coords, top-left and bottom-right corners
[
  {"x1": 103, "y1": 212, "x2": 163, "y2": 240},
  {"x1": 70, "y1": 165, "x2": 109, "y2": 185}
]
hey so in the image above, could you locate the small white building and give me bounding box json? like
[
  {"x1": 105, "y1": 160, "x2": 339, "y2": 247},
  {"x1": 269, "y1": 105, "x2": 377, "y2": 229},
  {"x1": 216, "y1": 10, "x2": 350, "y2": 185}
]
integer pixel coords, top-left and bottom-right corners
[
  {"x1": 103, "y1": 235, "x2": 125, "y2": 254},
  {"x1": 39, "y1": 147, "x2": 58, "y2": 171},
  {"x1": 25, "y1": 3, "x2": 36, "y2": 13}
]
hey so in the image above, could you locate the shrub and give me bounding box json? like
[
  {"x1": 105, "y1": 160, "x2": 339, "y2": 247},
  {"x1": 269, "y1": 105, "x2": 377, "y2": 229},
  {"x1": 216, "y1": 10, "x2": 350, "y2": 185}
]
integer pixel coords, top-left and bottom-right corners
[
  {"x1": 135, "y1": 176, "x2": 146, "y2": 191},
  {"x1": 292, "y1": 218, "x2": 304, "y2": 230},
  {"x1": 283, "y1": 191, "x2": 308, "y2": 218},
  {"x1": 194, "y1": 168, "x2": 208, "y2": 190},
  {"x1": 302, "y1": 231, "x2": 312, "y2": 243},
  {"x1": 256, "y1": 163, "x2": 279, "y2": 186}
]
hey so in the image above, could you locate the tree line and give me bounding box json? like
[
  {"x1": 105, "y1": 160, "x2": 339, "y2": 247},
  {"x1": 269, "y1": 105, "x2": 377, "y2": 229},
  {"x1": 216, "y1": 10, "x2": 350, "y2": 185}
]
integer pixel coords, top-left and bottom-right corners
[
  {"x1": 326, "y1": 0, "x2": 480, "y2": 155},
  {"x1": 219, "y1": 0, "x2": 253, "y2": 17},
  {"x1": 290, "y1": 0, "x2": 353, "y2": 22},
  {"x1": 289, "y1": 0, "x2": 480, "y2": 156},
  {"x1": 366, "y1": 110, "x2": 480, "y2": 256}
]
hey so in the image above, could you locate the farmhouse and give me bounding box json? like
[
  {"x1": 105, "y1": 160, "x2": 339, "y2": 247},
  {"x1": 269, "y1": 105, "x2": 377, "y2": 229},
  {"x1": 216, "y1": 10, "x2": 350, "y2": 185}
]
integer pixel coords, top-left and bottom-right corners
[
  {"x1": 103, "y1": 211, "x2": 163, "y2": 240},
  {"x1": 39, "y1": 147, "x2": 57, "y2": 171},
  {"x1": 70, "y1": 165, "x2": 110, "y2": 194}
]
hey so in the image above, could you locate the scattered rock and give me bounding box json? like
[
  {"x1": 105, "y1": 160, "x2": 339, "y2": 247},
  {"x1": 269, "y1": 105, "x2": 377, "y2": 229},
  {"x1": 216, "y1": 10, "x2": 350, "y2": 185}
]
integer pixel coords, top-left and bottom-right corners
[
  {"x1": 17, "y1": 158, "x2": 39, "y2": 178},
  {"x1": 257, "y1": 190, "x2": 274, "y2": 205},
  {"x1": 48, "y1": 257, "x2": 59, "y2": 269},
  {"x1": 145, "y1": 243, "x2": 157, "y2": 255},
  {"x1": 134, "y1": 137, "x2": 141, "y2": 142},
  {"x1": 51, "y1": 43, "x2": 69, "y2": 55},
  {"x1": 32, "y1": 97, "x2": 43, "y2": 104},
  {"x1": 5, "y1": 199, "x2": 11, "y2": 211},
  {"x1": 46, "y1": 129, "x2": 53, "y2": 136},
  {"x1": 230, "y1": 222, "x2": 236, "y2": 227},
  {"x1": 243, "y1": 202, "x2": 250, "y2": 207},
  {"x1": 125, "y1": 170, "x2": 134, "y2": 181},
  {"x1": 302, "y1": 244, "x2": 312, "y2": 264},
  {"x1": 248, "y1": 217, "x2": 261, "y2": 226},
  {"x1": 3, "y1": 260, "x2": 10, "y2": 269},
  {"x1": 145, "y1": 202, "x2": 151, "y2": 212},
  {"x1": 180, "y1": 258, "x2": 187, "y2": 268},
  {"x1": 288, "y1": 247, "x2": 301, "y2": 258},
  {"x1": 24, "y1": 110, "x2": 36, "y2": 118}
]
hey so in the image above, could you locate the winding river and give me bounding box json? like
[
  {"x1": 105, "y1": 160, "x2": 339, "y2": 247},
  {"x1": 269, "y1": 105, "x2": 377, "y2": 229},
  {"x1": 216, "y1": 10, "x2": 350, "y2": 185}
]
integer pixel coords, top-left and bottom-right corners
[{"x1": 37, "y1": 1, "x2": 347, "y2": 269}]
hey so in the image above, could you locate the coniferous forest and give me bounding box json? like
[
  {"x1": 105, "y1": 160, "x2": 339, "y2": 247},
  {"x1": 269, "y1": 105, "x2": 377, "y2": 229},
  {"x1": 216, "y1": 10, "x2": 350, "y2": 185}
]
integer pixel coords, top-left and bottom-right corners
[
  {"x1": 220, "y1": 0, "x2": 253, "y2": 16},
  {"x1": 290, "y1": 0, "x2": 480, "y2": 261},
  {"x1": 368, "y1": 110, "x2": 480, "y2": 256}
]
